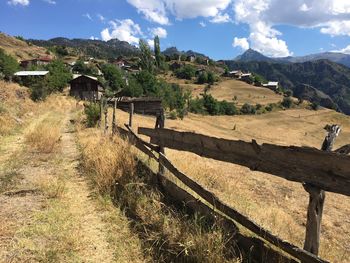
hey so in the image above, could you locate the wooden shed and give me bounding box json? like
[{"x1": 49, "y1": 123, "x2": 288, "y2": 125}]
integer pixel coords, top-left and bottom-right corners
[{"x1": 69, "y1": 75, "x2": 104, "y2": 101}]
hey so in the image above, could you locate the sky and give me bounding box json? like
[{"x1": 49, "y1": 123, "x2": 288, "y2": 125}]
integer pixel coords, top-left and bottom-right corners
[{"x1": 1, "y1": 0, "x2": 350, "y2": 60}]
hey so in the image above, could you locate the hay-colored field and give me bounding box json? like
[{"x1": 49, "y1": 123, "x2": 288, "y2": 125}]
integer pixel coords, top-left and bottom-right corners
[
  {"x1": 111, "y1": 107, "x2": 350, "y2": 263},
  {"x1": 0, "y1": 33, "x2": 50, "y2": 60},
  {"x1": 206, "y1": 79, "x2": 283, "y2": 106},
  {"x1": 161, "y1": 74, "x2": 283, "y2": 106}
]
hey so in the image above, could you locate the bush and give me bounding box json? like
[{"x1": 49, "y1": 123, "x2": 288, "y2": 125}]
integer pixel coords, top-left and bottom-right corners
[
  {"x1": 207, "y1": 71, "x2": 216, "y2": 84},
  {"x1": 311, "y1": 102, "x2": 320, "y2": 110},
  {"x1": 282, "y1": 97, "x2": 293, "y2": 108},
  {"x1": 240, "y1": 103, "x2": 256, "y2": 114},
  {"x1": 218, "y1": 100, "x2": 237, "y2": 115},
  {"x1": 101, "y1": 64, "x2": 125, "y2": 91},
  {"x1": 30, "y1": 80, "x2": 49, "y2": 101},
  {"x1": 0, "y1": 48, "x2": 19, "y2": 80},
  {"x1": 84, "y1": 102, "x2": 100, "y2": 127},
  {"x1": 284, "y1": 89, "x2": 293, "y2": 97},
  {"x1": 175, "y1": 64, "x2": 196, "y2": 80},
  {"x1": 197, "y1": 71, "x2": 208, "y2": 84}
]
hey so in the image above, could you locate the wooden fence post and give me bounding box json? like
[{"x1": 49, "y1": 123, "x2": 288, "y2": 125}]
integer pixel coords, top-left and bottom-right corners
[
  {"x1": 303, "y1": 124, "x2": 341, "y2": 255},
  {"x1": 98, "y1": 97, "x2": 103, "y2": 128},
  {"x1": 112, "y1": 100, "x2": 117, "y2": 135},
  {"x1": 129, "y1": 103, "x2": 134, "y2": 128},
  {"x1": 104, "y1": 103, "x2": 108, "y2": 134},
  {"x1": 157, "y1": 109, "x2": 165, "y2": 175}
]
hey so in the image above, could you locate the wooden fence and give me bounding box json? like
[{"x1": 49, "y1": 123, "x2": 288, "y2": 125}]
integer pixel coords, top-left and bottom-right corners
[{"x1": 101, "y1": 101, "x2": 350, "y2": 263}]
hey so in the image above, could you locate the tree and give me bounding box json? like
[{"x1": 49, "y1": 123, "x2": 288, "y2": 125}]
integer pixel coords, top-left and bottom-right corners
[
  {"x1": 139, "y1": 39, "x2": 154, "y2": 73},
  {"x1": 154, "y1": 35, "x2": 161, "y2": 68},
  {"x1": 281, "y1": 97, "x2": 293, "y2": 108},
  {"x1": 72, "y1": 60, "x2": 98, "y2": 76},
  {"x1": 101, "y1": 64, "x2": 125, "y2": 91},
  {"x1": 0, "y1": 48, "x2": 18, "y2": 80},
  {"x1": 207, "y1": 71, "x2": 216, "y2": 84},
  {"x1": 197, "y1": 71, "x2": 208, "y2": 84},
  {"x1": 46, "y1": 60, "x2": 72, "y2": 92},
  {"x1": 240, "y1": 103, "x2": 256, "y2": 114},
  {"x1": 175, "y1": 64, "x2": 196, "y2": 80},
  {"x1": 203, "y1": 94, "x2": 220, "y2": 115}
]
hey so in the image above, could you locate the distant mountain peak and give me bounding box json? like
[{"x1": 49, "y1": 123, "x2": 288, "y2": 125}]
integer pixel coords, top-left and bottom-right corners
[{"x1": 235, "y1": 49, "x2": 272, "y2": 62}]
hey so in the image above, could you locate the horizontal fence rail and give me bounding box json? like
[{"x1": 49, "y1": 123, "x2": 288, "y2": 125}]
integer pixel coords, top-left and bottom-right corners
[{"x1": 138, "y1": 127, "x2": 350, "y2": 196}]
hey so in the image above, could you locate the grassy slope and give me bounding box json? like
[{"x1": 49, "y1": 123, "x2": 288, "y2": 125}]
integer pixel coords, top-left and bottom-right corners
[
  {"x1": 112, "y1": 106, "x2": 350, "y2": 263},
  {"x1": 162, "y1": 73, "x2": 283, "y2": 107},
  {"x1": 0, "y1": 33, "x2": 50, "y2": 60}
]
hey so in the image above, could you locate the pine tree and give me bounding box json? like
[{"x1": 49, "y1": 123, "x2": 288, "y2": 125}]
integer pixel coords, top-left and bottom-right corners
[{"x1": 154, "y1": 35, "x2": 161, "y2": 68}]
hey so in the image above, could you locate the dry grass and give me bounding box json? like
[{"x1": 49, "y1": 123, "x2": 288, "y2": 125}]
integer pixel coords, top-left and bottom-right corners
[
  {"x1": 110, "y1": 106, "x2": 350, "y2": 263},
  {"x1": 78, "y1": 127, "x2": 240, "y2": 262},
  {"x1": 24, "y1": 114, "x2": 63, "y2": 153},
  {"x1": 0, "y1": 32, "x2": 50, "y2": 60}
]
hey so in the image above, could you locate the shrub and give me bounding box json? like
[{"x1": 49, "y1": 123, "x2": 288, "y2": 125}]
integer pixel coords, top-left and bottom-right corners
[
  {"x1": 84, "y1": 102, "x2": 100, "y2": 127},
  {"x1": 175, "y1": 64, "x2": 196, "y2": 80},
  {"x1": 218, "y1": 100, "x2": 237, "y2": 115},
  {"x1": 282, "y1": 97, "x2": 293, "y2": 108},
  {"x1": 311, "y1": 102, "x2": 320, "y2": 110},
  {"x1": 0, "y1": 48, "x2": 19, "y2": 80},
  {"x1": 284, "y1": 89, "x2": 293, "y2": 97},
  {"x1": 240, "y1": 103, "x2": 256, "y2": 114},
  {"x1": 197, "y1": 71, "x2": 208, "y2": 84}
]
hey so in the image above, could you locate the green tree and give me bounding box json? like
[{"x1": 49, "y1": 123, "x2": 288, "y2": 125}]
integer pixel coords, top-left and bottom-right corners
[
  {"x1": 281, "y1": 97, "x2": 293, "y2": 108},
  {"x1": 240, "y1": 103, "x2": 256, "y2": 114},
  {"x1": 139, "y1": 39, "x2": 154, "y2": 73},
  {"x1": 101, "y1": 64, "x2": 125, "y2": 91},
  {"x1": 154, "y1": 35, "x2": 161, "y2": 68},
  {"x1": 197, "y1": 71, "x2": 208, "y2": 84},
  {"x1": 203, "y1": 94, "x2": 219, "y2": 115},
  {"x1": 121, "y1": 75, "x2": 143, "y2": 97},
  {"x1": 46, "y1": 60, "x2": 72, "y2": 92},
  {"x1": 0, "y1": 48, "x2": 19, "y2": 80},
  {"x1": 175, "y1": 64, "x2": 196, "y2": 80},
  {"x1": 72, "y1": 60, "x2": 98, "y2": 76},
  {"x1": 207, "y1": 71, "x2": 216, "y2": 84}
]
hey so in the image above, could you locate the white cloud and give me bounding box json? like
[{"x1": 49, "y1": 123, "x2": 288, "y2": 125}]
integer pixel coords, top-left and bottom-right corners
[
  {"x1": 43, "y1": 0, "x2": 56, "y2": 4},
  {"x1": 147, "y1": 39, "x2": 154, "y2": 48},
  {"x1": 7, "y1": 0, "x2": 29, "y2": 6},
  {"x1": 233, "y1": 37, "x2": 249, "y2": 50},
  {"x1": 100, "y1": 19, "x2": 143, "y2": 45},
  {"x1": 90, "y1": 36, "x2": 99, "y2": 40},
  {"x1": 210, "y1": 13, "x2": 231, "y2": 23},
  {"x1": 332, "y1": 44, "x2": 350, "y2": 54},
  {"x1": 126, "y1": 0, "x2": 169, "y2": 25},
  {"x1": 97, "y1": 14, "x2": 105, "y2": 22},
  {"x1": 127, "y1": 0, "x2": 231, "y2": 24},
  {"x1": 199, "y1": 21, "x2": 206, "y2": 27},
  {"x1": 320, "y1": 20, "x2": 350, "y2": 36},
  {"x1": 149, "y1": 27, "x2": 167, "y2": 38},
  {"x1": 83, "y1": 13, "x2": 92, "y2": 21},
  {"x1": 299, "y1": 3, "x2": 310, "y2": 12}
]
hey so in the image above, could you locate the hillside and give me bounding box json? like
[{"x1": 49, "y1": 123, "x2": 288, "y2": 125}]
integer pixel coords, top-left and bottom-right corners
[
  {"x1": 224, "y1": 59, "x2": 350, "y2": 114},
  {"x1": 0, "y1": 33, "x2": 50, "y2": 60},
  {"x1": 30, "y1": 37, "x2": 140, "y2": 59}
]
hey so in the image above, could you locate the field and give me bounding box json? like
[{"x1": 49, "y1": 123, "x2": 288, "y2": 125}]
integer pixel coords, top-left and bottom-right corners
[{"x1": 112, "y1": 106, "x2": 350, "y2": 263}]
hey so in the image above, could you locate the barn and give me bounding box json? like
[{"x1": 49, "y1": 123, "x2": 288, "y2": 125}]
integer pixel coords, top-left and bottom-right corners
[{"x1": 69, "y1": 75, "x2": 104, "y2": 101}]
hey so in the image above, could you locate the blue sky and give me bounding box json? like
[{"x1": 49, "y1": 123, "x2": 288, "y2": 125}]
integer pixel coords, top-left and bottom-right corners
[{"x1": 1, "y1": 0, "x2": 350, "y2": 60}]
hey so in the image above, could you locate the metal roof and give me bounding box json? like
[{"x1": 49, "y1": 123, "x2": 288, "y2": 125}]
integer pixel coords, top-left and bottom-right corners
[
  {"x1": 72, "y1": 74, "x2": 98, "y2": 81},
  {"x1": 14, "y1": 71, "x2": 49, "y2": 76},
  {"x1": 267, "y1": 81, "x2": 278, "y2": 86}
]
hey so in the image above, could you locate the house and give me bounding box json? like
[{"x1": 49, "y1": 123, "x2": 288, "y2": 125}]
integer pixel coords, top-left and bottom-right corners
[
  {"x1": 20, "y1": 57, "x2": 53, "y2": 68},
  {"x1": 228, "y1": 70, "x2": 242, "y2": 78},
  {"x1": 14, "y1": 71, "x2": 49, "y2": 77},
  {"x1": 263, "y1": 81, "x2": 279, "y2": 90},
  {"x1": 240, "y1": 73, "x2": 252, "y2": 82},
  {"x1": 187, "y1": 55, "x2": 196, "y2": 63},
  {"x1": 69, "y1": 75, "x2": 104, "y2": 101}
]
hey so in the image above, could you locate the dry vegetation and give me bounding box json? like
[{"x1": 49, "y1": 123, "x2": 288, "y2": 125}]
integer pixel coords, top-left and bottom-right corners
[
  {"x1": 0, "y1": 33, "x2": 50, "y2": 60},
  {"x1": 111, "y1": 106, "x2": 350, "y2": 263},
  {"x1": 77, "y1": 127, "x2": 240, "y2": 262}
]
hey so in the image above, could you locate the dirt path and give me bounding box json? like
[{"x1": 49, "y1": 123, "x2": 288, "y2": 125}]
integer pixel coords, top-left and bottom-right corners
[{"x1": 0, "y1": 113, "x2": 116, "y2": 262}]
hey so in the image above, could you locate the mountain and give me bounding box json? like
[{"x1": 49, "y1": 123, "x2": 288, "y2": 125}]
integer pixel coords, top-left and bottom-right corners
[
  {"x1": 162, "y1": 47, "x2": 209, "y2": 59},
  {"x1": 235, "y1": 48, "x2": 274, "y2": 62},
  {"x1": 29, "y1": 37, "x2": 140, "y2": 59},
  {"x1": 236, "y1": 49, "x2": 350, "y2": 68},
  {"x1": 224, "y1": 59, "x2": 350, "y2": 114}
]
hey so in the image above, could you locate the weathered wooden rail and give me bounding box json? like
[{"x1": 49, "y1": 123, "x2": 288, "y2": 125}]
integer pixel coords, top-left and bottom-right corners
[{"x1": 99, "y1": 98, "x2": 349, "y2": 262}]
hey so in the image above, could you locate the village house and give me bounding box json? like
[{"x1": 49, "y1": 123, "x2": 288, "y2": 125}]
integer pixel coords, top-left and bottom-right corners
[
  {"x1": 228, "y1": 70, "x2": 243, "y2": 78},
  {"x1": 14, "y1": 71, "x2": 49, "y2": 77},
  {"x1": 240, "y1": 73, "x2": 252, "y2": 82},
  {"x1": 69, "y1": 75, "x2": 104, "y2": 101},
  {"x1": 187, "y1": 55, "x2": 196, "y2": 63},
  {"x1": 20, "y1": 57, "x2": 53, "y2": 69},
  {"x1": 263, "y1": 81, "x2": 279, "y2": 91}
]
